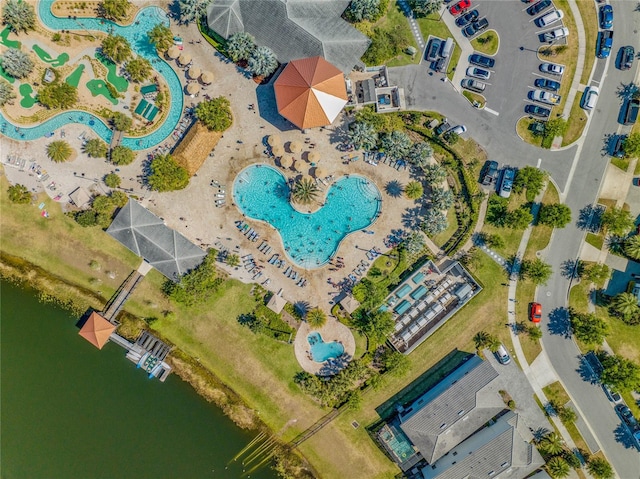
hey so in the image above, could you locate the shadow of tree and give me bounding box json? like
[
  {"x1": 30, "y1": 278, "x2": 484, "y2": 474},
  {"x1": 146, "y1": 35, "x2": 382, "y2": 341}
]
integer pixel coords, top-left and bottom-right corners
[
  {"x1": 327, "y1": 121, "x2": 350, "y2": 146},
  {"x1": 256, "y1": 83, "x2": 296, "y2": 132},
  {"x1": 616, "y1": 82, "x2": 639, "y2": 101},
  {"x1": 561, "y1": 259, "x2": 584, "y2": 280},
  {"x1": 294, "y1": 301, "x2": 310, "y2": 317},
  {"x1": 532, "y1": 427, "x2": 551, "y2": 443},
  {"x1": 402, "y1": 206, "x2": 423, "y2": 229},
  {"x1": 385, "y1": 180, "x2": 404, "y2": 198},
  {"x1": 547, "y1": 306, "x2": 571, "y2": 338},
  {"x1": 575, "y1": 356, "x2": 600, "y2": 384},
  {"x1": 602, "y1": 132, "x2": 616, "y2": 156},
  {"x1": 614, "y1": 423, "x2": 637, "y2": 449},
  {"x1": 576, "y1": 204, "x2": 604, "y2": 232},
  {"x1": 505, "y1": 254, "x2": 522, "y2": 279}
]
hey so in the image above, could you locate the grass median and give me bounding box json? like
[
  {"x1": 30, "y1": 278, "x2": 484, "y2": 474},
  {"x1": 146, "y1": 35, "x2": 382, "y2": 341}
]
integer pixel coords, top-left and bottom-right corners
[
  {"x1": 470, "y1": 30, "x2": 499, "y2": 56},
  {"x1": 575, "y1": 0, "x2": 597, "y2": 85}
]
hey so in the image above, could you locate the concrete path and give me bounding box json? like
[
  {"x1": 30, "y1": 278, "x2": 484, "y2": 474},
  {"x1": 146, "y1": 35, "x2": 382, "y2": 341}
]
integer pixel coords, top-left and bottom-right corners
[
  {"x1": 561, "y1": 0, "x2": 588, "y2": 119},
  {"x1": 460, "y1": 194, "x2": 488, "y2": 252},
  {"x1": 440, "y1": 4, "x2": 474, "y2": 90},
  {"x1": 397, "y1": 0, "x2": 426, "y2": 53}
]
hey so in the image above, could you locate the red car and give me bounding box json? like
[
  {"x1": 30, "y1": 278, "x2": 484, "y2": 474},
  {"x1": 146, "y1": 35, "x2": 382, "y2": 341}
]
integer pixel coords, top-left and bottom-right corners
[
  {"x1": 529, "y1": 302, "x2": 542, "y2": 323},
  {"x1": 450, "y1": 0, "x2": 471, "y2": 15}
]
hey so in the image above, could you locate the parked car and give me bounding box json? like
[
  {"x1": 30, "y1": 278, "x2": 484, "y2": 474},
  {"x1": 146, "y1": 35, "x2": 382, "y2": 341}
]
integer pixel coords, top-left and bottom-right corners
[
  {"x1": 525, "y1": 104, "x2": 551, "y2": 118},
  {"x1": 543, "y1": 27, "x2": 569, "y2": 42},
  {"x1": 599, "y1": 4, "x2": 613, "y2": 29},
  {"x1": 615, "y1": 404, "x2": 639, "y2": 429},
  {"x1": 499, "y1": 168, "x2": 515, "y2": 198},
  {"x1": 495, "y1": 344, "x2": 511, "y2": 365},
  {"x1": 603, "y1": 384, "x2": 623, "y2": 404},
  {"x1": 621, "y1": 98, "x2": 640, "y2": 125},
  {"x1": 530, "y1": 89, "x2": 561, "y2": 105},
  {"x1": 469, "y1": 53, "x2": 495, "y2": 68},
  {"x1": 466, "y1": 66, "x2": 491, "y2": 80},
  {"x1": 619, "y1": 46, "x2": 635, "y2": 70},
  {"x1": 612, "y1": 135, "x2": 627, "y2": 158},
  {"x1": 527, "y1": 0, "x2": 552, "y2": 16},
  {"x1": 449, "y1": 0, "x2": 471, "y2": 15},
  {"x1": 597, "y1": 30, "x2": 614, "y2": 58},
  {"x1": 534, "y1": 78, "x2": 561, "y2": 92},
  {"x1": 435, "y1": 119, "x2": 451, "y2": 135},
  {"x1": 582, "y1": 86, "x2": 600, "y2": 110},
  {"x1": 482, "y1": 160, "x2": 499, "y2": 186},
  {"x1": 462, "y1": 17, "x2": 489, "y2": 37},
  {"x1": 540, "y1": 62, "x2": 565, "y2": 75},
  {"x1": 529, "y1": 302, "x2": 542, "y2": 323},
  {"x1": 535, "y1": 9, "x2": 564, "y2": 28},
  {"x1": 426, "y1": 38, "x2": 442, "y2": 62},
  {"x1": 461, "y1": 78, "x2": 486, "y2": 92},
  {"x1": 449, "y1": 125, "x2": 467, "y2": 135},
  {"x1": 455, "y1": 9, "x2": 479, "y2": 27}
]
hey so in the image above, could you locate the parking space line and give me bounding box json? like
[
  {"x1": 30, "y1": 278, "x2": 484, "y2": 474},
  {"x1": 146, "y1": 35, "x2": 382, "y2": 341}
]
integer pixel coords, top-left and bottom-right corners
[
  {"x1": 536, "y1": 158, "x2": 542, "y2": 168},
  {"x1": 484, "y1": 107, "x2": 499, "y2": 116}
]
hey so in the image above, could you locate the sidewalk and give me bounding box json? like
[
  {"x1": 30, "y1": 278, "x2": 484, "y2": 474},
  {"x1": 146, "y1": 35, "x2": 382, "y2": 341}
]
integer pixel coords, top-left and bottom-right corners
[
  {"x1": 439, "y1": 5, "x2": 474, "y2": 90},
  {"x1": 397, "y1": 0, "x2": 426, "y2": 53}
]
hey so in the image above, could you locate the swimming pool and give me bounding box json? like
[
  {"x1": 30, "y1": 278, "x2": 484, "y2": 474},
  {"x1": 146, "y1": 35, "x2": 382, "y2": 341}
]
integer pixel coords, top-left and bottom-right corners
[
  {"x1": 307, "y1": 332, "x2": 344, "y2": 362},
  {"x1": 0, "y1": 4, "x2": 183, "y2": 150},
  {"x1": 233, "y1": 165, "x2": 381, "y2": 268}
]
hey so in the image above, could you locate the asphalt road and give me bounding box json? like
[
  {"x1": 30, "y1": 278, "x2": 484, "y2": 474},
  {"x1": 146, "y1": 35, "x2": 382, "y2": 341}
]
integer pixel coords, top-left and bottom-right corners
[{"x1": 391, "y1": 1, "x2": 640, "y2": 475}]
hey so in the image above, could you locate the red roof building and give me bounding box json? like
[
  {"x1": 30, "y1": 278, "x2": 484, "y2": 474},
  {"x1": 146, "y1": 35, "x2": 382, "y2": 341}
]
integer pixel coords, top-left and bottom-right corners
[{"x1": 79, "y1": 312, "x2": 116, "y2": 349}]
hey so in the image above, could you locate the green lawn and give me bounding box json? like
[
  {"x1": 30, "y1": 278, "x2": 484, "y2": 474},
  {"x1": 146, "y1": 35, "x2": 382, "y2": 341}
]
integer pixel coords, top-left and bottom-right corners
[
  {"x1": 575, "y1": 0, "x2": 597, "y2": 85},
  {"x1": 562, "y1": 94, "x2": 588, "y2": 146},
  {"x1": 462, "y1": 90, "x2": 486, "y2": 108},
  {"x1": 65, "y1": 64, "x2": 85, "y2": 88},
  {"x1": 431, "y1": 205, "x2": 458, "y2": 247},
  {"x1": 585, "y1": 232, "x2": 604, "y2": 250},
  {"x1": 516, "y1": 117, "x2": 544, "y2": 147},
  {"x1": 543, "y1": 381, "x2": 591, "y2": 453},
  {"x1": 86, "y1": 79, "x2": 118, "y2": 105},
  {"x1": 470, "y1": 30, "x2": 499, "y2": 56}
]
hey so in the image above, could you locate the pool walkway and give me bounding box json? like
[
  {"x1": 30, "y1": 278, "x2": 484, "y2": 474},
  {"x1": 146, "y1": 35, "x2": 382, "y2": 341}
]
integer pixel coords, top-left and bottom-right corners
[{"x1": 294, "y1": 319, "x2": 355, "y2": 376}]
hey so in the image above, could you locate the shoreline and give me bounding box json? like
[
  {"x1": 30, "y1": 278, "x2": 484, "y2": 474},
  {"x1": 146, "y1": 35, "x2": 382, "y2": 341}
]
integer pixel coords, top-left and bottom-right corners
[{"x1": 0, "y1": 251, "x2": 315, "y2": 478}]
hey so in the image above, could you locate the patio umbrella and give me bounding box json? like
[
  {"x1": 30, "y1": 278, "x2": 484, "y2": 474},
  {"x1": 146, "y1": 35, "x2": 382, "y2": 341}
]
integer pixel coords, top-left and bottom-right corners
[
  {"x1": 188, "y1": 66, "x2": 201, "y2": 79},
  {"x1": 178, "y1": 53, "x2": 192, "y2": 66},
  {"x1": 272, "y1": 144, "x2": 284, "y2": 156},
  {"x1": 200, "y1": 71, "x2": 214, "y2": 84},
  {"x1": 280, "y1": 155, "x2": 292, "y2": 168},
  {"x1": 307, "y1": 151, "x2": 319, "y2": 163},
  {"x1": 186, "y1": 83, "x2": 200, "y2": 96},
  {"x1": 267, "y1": 135, "x2": 281, "y2": 147},
  {"x1": 289, "y1": 141, "x2": 302, "y2": 153},
  {"x1": 166, "y1": 46, "x2": 180, "y2": 59},
  {"x1": 314, "y1": 166, "x2": 326, "y2": 178}
]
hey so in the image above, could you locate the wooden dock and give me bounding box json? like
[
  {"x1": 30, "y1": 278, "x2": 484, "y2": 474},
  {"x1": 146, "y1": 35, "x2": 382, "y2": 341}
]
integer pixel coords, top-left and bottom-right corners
[{"x1": 103, "y1": 270, "x2": 143, "y2": 323}]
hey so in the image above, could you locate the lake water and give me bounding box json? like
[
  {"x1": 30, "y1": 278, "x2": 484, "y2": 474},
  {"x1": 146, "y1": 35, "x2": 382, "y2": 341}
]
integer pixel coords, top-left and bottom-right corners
[{"x1": 0, "y1": 282, "x2": 276, "y2": 479}]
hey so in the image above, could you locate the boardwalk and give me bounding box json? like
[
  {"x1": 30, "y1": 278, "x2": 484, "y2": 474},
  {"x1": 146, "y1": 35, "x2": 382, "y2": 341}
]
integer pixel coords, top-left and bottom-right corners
[{"x1": 102, "y1": 270, "x2": 143, "y2": 322}]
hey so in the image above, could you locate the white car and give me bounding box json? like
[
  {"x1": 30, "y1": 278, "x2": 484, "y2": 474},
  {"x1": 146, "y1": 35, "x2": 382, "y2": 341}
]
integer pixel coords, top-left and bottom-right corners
[
  {"x1": 540, "y1": 62, "x2": 565, "y2": 75},
  {"x1": 582, "y1": 86, "x2": 599, "y2": 110},
  {"x1": 543, "y1": 27, "x2": 569, "y2": 41},
  {"x1": 466, "y1": 66, "x2": 490, "y2": 80},
  {"x1": 536, "y1": 9, "x2": 564, "y2": 28},
  {"x1": 448, "y1": 125, "x2": 467, "y2": 135}
]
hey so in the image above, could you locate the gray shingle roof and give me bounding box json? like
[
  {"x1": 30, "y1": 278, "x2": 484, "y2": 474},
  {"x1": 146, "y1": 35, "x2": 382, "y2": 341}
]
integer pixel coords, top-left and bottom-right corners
[
  {"x1": 107, "y1": 200, "x2": 206, "y2": 281},
  {"x1": 399, "y1": 356, "x2": 505, "y2": 464},
  {"x1": 421, "y1": 411, "x2": 545, "y2": 479},
  {"x1": 206, "y1": 0, "x2": 370, "y2": 73}
]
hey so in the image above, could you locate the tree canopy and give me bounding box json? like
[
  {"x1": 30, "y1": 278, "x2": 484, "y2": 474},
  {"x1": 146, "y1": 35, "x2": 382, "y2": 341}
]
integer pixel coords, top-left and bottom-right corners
[
  {"x1": 99, "y1": 0, "x2": 130, "y2": 21},
  {"x1": 291, "y1": 177, "x2": 320, "y2": 205},
  {"x1": 7, "y1": 184, "x2": 31, "y2": 204},
  {"x1": 247, "y1": 45, "x2": 278, "y2": 78},
  {"x1": 148, "y1": 24, "x2": 174, "y2": 52},
  {"x1": 348, "y1": 120, "x2": 378, "y2": 151},
  {"x1": 195, "y1": 96, "x2": 233, "y2": 131},
  {"x1": 513, "y1": 166, "x2": 546, "y2": 200},
  {"x1": 104, "y1": 173, "x2": 121, "y2": 188},
  {"x1": 2, "y1": 0, "x2": 36, "y2": 33},
  {"x1": 101, "y1": 34, "x2": 132, "y2": 63},
  {"x1": 0, "y1": 48, "x2": 33, "y2": 78},
  {"x1": 83, "y1": 138, "x2": 108, "y2": 158},
  {"x1": 178, "y1": 0, "x2": 211, "y2": 25},
  {"x1": 110, "y1": 145, "x2": 135, "y2": 165},
  {"x1": 622, "y1": 133, "x2": 640, "y2": 159},
  {"x1": 124, "y1": 57, "x2": 152, "y2": 83},
  {"x1": 520, "y1": 258, "x2": 552, "y2": 285},
  {"x1": 306, "y1": 308, "x2": 327, "y2": 329},
  {"x1": 46, "y1": 141, "x2": 73, "y2": 163},
  {"x1": 226, "y1": 32, "x2": 256, "y2": 62},
  {"x1": 111, "y1": 111, "x2": 132, "y2": 131},
  {"x1": 38, "y1": 82, "x2": 78, "y2": 109},
  {"x1": 538, "y1": 203, "x2": 571, "y2": 228},
  {"x1": 404, "y1": 181, "x2": 423, "y2": 200},
  {"x1": 600, "y1": 206, "x2": 634, "y2": 236},
  {"x1": 599, "y1": 353, "x2": 640, "y2": 392},
  {"x1": 346, "y1": 0, "x2": 386, "y2": 23},
  {"x1": 569, "y1": 310, "x2": 608, "y2": 345},
  {"x1": 380, "y1": 130, "x2": 411, "y2": 160},
  {"x1": 147, "y1": 153, "x2": 190, "y2": 192},
  {"x1": 163, "y1": 250, "x2": 223, "y2": 306},
  {"x1": 408, "y1": 0, "x2": 443, "y2": 17},
  {"x1": 0, "y1": 78, "x2": 16, "y2": 106},
  {"x1": 609, "y1": 292, "x2": 640, "y2": 325},
  {"x1": 351, "y1": 309, "x2": 395, "y2": 347}
]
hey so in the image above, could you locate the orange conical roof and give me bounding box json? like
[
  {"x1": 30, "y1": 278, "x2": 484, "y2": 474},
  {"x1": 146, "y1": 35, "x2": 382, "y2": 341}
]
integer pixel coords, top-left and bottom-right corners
[
  {"x1": 274, "y1": 57, "x2": 348, "y2": 130},
  {"x1": 79, "y1": 312, "x2": 116, "y2": 349}
]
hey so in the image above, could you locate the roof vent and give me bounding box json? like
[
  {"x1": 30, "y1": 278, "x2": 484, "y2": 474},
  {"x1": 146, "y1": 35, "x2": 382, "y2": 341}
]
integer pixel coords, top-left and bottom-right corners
[
  {"x1": 440, "y1": 423, "x2": 447, "y2": 429},
  {"x1": 501, "y1": 462, "x2": 509, "y2": 468},
  {"x1": 458, "y1": 410, "x2": 465, "y2": 416},
  {"x1": 488, "y1": 471, "x2": 495, "y2": 476}
]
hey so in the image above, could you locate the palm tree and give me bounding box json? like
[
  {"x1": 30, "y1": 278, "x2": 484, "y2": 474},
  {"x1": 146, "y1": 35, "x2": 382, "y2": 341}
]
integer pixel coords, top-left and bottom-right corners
[
  {"x1": 226, "y1": 254, "x2": 240, "y2": 267},
  {"x1": 178, "y1": 0, "x2": 211, "y2": 24},
  {"x1": 546, "y1": 456, "x2": 570, "y2": 479},
  {"x1": 421, "y1": 209, "x2": 448, "y2": 236},
  {"x1": 348, "y1": 121, "x2": 378, "y2": 151},
  {"x1": 2, "y1": 0, "x2": 36, "y2": 33},
  {"x1": 247, "y1": 46, "x2": 278, "y2": 78},
  {"x1": 423, "y1": 164, "x2": 447, "y2": 184},
  {"x1": 101, "y1": 34, "x2": 132, "y2": 63},
  {"x1": 406, "y1": 142, "x2": 433, "y2": 167},
  {"x1": 587, "y1": 457, "x2": 614, "y2": 479},
  {"x1": 487, "y1": 335, "x2": 501, "y2": 353},
  {"x1": 0, "y1": 78, "x2": 16, "y2": 106},
  {"x1": 0, "y1": 48, "x2": 34, "y2": 78},
  {"x1": 147, "y1": 24, "x2": 173, "y2": 52},
  {"x1": 380, "y1": 130, "x2": 411, "y2": 160},
  {"x1": 540, "y1": 432, "x2": 564, "y2": 455},
  {"x1": 125, "y1": 57, "x2": 152, "y2": 83},
  {"x1": 226, "y1": 32, "x2": 256, "y2": 62},
  {"x1": 624, "y1": 235, "x2": 640, "y2": 260},
  {"x1": 431, "y1": 187, "x2": 454, "y2": 210},
  {"x1": 404, "y1": 181, "x2": 423, "y2": 200},
  {"x1": 83, "y1": 138, "x2": 108, "y2": 158},
  {"x1": 306, "y1": 308, "x2": 327, "y2": 329},
  {"x1": 610, "y1": 292, "x2": 640, "y2": 321},
  {"x1": 46, "y1": 141, "x2": 73, "y2": 163},
  {"x1": 473, "y1": 331, "x2": 490, "y2": 350},
  {"x1": 7, "y1": 184, "x2": 31, "y2": 204},
  {"x1": 291, "y1": 178, "x2": 319, "y2": 205},
  {"x1": 99, "y1": 0, "x2": 130, "y2": 21}
]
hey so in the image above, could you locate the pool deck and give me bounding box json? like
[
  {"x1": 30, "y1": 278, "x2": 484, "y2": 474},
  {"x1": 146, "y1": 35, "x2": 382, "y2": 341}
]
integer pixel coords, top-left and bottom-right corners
[{"x1": 294, "y1": 320, "x2": 356, "y2": 376}]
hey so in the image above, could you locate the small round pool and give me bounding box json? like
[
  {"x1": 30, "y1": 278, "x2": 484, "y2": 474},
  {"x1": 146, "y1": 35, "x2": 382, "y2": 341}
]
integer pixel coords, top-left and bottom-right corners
[
  {"x1": 307, "y1": 332, "x2": 344, "y2": 362},
  {"x1": 233, "y1": 165, "x2": 381, "y2": 268}
]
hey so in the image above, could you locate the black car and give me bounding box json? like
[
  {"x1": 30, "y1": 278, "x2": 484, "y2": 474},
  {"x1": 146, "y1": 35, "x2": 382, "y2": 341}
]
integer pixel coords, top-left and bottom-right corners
[
  {"x1": 525, "y1": 104, "x2": 551, "y2": 118},
  {"x1": 615, "y1": 404, "x2": 638, "y2": 429},
  {"x1": 462, "y1": 17, "x2": 488, "y2": 38},
  {"x1": 426, "y1": 38, "x2": 442, "y2": 62},
  {"x1": 435, "y1": 119, "x2": 451, "y2": 135},
  {"x1": 619, "y1": 46, "x2": 635, "y2": 70},
  {"x1": 482, "y1": 160, "x2": 499, "y2": 186},
  {"x1": 527, "y1": 0, "x2": 551, "y2": 16},
  {"x1": 612, "y1": 135, "x2": 627, "y2": 158},
  {"x1": 455, "y1": 9, "x2": 479, "y2": 27},
  {"x1": 469, "y1": 53, "x2": 495, "y2": 68},
  {"x1": 534, "y1": 78, "x2": 561, "y2": 92}
]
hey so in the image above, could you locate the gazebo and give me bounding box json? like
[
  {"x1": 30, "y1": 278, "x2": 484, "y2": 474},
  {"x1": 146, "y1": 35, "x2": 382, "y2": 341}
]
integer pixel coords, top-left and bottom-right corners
[
  {"x1": 166, "y1": 46, "x2": 180, "y2": 59},
  {"x1": 340, "y1": 295, "x2": 360, "y2": 315},
  {"x1": 79, "y1": 312, "x2": 116, "y2": 349},
  {"x1": 274, "y1": 56, "x2": 348, "y2": 129},
  {"x1": 266, "y1": 294, "x2": 287, "y2": 314},
  {"x1": 178, "y1": 53, "x2": 192, "y2": 67},
  {"x1": 200, "y1": 71, "x2": 214, "y2": 84},
  {"x1": 188, "y1": 66, "x2": 201, "y2": 80}
]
